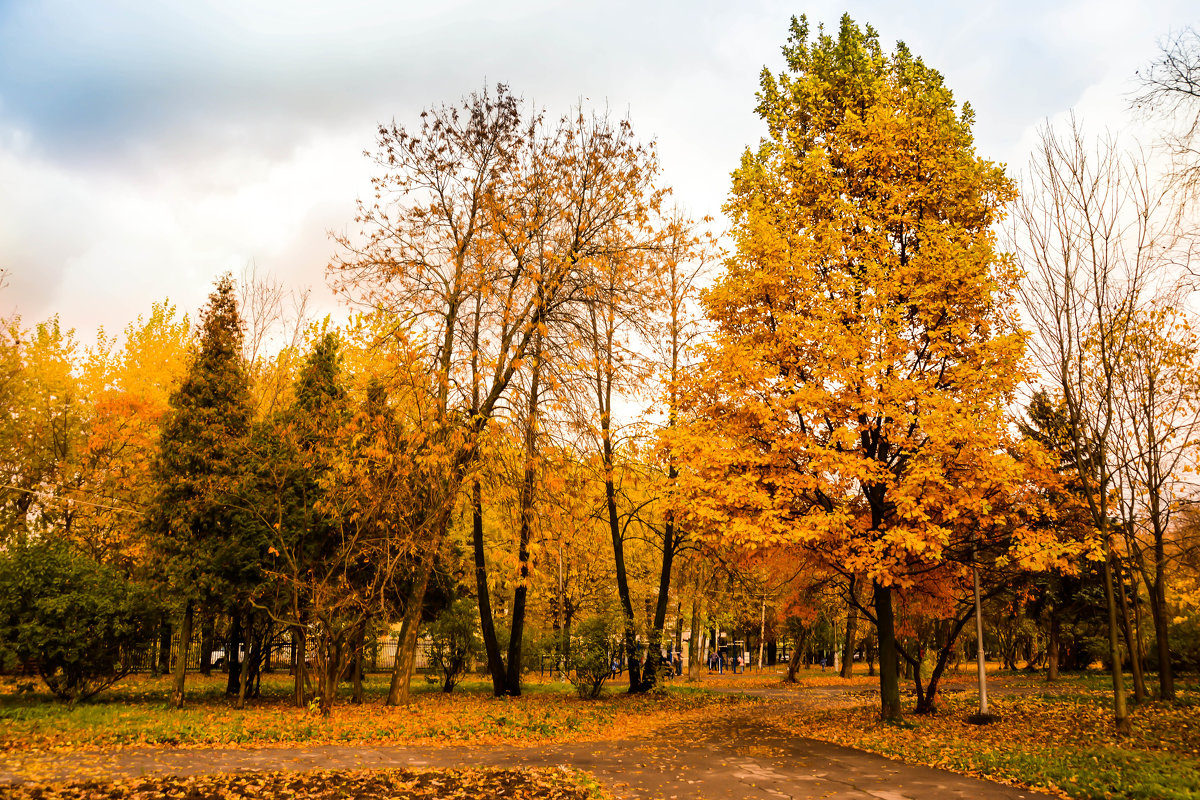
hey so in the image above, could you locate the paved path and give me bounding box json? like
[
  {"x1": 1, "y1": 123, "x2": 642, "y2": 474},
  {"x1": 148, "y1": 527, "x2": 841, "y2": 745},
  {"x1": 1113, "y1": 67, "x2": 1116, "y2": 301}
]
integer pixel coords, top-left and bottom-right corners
[{"x1": 0, "y1": 682, "x2": 1053, "y2": 800}]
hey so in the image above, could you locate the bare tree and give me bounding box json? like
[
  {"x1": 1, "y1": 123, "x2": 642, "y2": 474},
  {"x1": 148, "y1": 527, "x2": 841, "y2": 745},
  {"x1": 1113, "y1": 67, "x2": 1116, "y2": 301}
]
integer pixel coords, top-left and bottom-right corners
[
  {"x1": 331, "y1": 85, "x2": 527, "y2": 705},
  {"x1": 1111, "y1": 294, "x2": 1200, "y2": 701},
  {"x1": 1135, "y1": 26, "x2": 1200, "y2": 196},
  {"x1": 238, "y1": 263, "x2": 311, "y2": 416},
  {"x1": 634, "y1": 214, "x2": 713, "y2": 691},
  {"x1": 1016, "y1": 116, "x2": 1183, "y2": 732}
]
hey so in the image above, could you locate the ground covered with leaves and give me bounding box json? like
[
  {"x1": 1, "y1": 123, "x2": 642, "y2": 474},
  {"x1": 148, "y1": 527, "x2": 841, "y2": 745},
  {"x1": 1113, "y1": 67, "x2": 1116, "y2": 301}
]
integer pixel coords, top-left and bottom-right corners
[
  {"x1": 696, "y1": 668, "x2": 880, "y2": 690},
  {"x1": 790, "y1": 674, "x2": 1200, "y2": 800},
  {"x1": 0, "y1": 674, "x2": 758, "y2": 751},
  {"x1": 1, "y1": 767, "x2": 608, "y2": 800}
]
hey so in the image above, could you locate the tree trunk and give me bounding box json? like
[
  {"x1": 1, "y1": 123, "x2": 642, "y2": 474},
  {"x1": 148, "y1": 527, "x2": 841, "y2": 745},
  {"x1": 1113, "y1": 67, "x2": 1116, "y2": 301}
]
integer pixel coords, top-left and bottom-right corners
[
  {"x1": 171, "y1": 600, "x2": 193, "y2": 709},
  {"x1": 388, "y1": 567, "x2": 429, "y2": 705},
  {"x1": 199, "y1": 613, "x2": 214, "y2": 677},
  {"x1": 262, "y1": 621, "x2": 272, "y2": 677},
  {"x1": 472, "y1": 479, "x2": 508, "y2": 695},
  {"x1": 784, "y1": 638, "x2": 803, "y2": 683},
  {"x1": 914, "y1": 616, "x2": 974, "y2": 715},
  {"x1": 467, "y1": 296, "x2": 509, "y2": 696},
  {"x1": 1047, "y1": 611, "x2": 1060, "y2": 682},
  {"x1": 558, "y1": 607, "x2": 573, "y2": 670},
  {"x1": 318, "y1": 636, "x2": 343, "y2": 716},
  {"x1": 387, "y1": 523, "x2": 444, "y2": 706},
  {"x1": 226, "y1": 607, "x2": 242, "y2": 696},
  {"x1": 641, "y1": 509, "x2": 678, "y2": 690},
  {"x1": 687, "y1": 575, "x2": 703, "y2": 682},
  {"x1": 292, "y1": 625, "x2": 306, "y2": 707},
  {"x1": 351, "y1": 624, "x2": 365, "y2": 705},
  {"x1": 840, "y1": 600, "x2": 857, "y2": 679},
  {"x1": 754, "y1": 593, "x2": 765, "y2": 670},
  {"x1": 1102, "y1": 538, "x2": 1131, "y2": 734},
  {"x1": 874, "y1": 581, "x2": 902, "y2": 721},
  {"x1": 1152, "y1": 542, "x2": 1175, "y2": 700},
  {"x1": 593, "y1": 306, "x2": 642, "y2": 694},
  {"x1": 1116, "y1": 560, "x2": 1146, "y2": 703},
  {"x1": 1131, "y1": 574, "x2": 1147, "y2": 689},
  {"x1": 250, "y1": 622, "x2": 267, "y2": 698},
  {"x1": 505, "y1": 339, "x2": 542, "y2": 697},
  {"x1": 236, "y1": 610, "x2": 254, "y2": 710},
  {"x1": 674, "y1": 599, "x2": 684, "y2": 670},
  {"x1": 604, "y1": 432, "x2": 641, "y2": 693},
  {"x1": 505, "y1": 477, "x2": 534, "y2": 696},
  {"x1": 906, "y1": 644, "x2": 926, "y2": 711}
]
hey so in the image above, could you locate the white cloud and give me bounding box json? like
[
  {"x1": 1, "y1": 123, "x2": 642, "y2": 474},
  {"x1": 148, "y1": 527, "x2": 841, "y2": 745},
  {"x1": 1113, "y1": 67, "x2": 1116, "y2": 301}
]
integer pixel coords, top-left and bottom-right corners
[{"x1": 1, "y1": 0, "x2": 1196, "y2": 338}]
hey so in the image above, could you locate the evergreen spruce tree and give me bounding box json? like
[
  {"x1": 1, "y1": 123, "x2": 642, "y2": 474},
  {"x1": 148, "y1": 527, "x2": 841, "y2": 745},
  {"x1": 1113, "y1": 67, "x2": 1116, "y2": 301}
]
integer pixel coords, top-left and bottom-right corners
[{"x1": 146, "y1": 274, "x2": 257, "y2": 707}]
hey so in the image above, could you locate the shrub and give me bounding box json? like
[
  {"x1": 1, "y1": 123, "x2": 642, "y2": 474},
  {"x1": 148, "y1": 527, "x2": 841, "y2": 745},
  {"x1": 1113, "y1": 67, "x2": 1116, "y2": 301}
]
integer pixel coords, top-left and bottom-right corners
[
  {"x1": 0, "y1": 540, "x2": 160, "y2": 702},
  {"x1": 567, "y1": 614, "x2": 620, "y2": 699},
  {"x1": 426, "y1": 598, "x2": 482, "y2": 693}
]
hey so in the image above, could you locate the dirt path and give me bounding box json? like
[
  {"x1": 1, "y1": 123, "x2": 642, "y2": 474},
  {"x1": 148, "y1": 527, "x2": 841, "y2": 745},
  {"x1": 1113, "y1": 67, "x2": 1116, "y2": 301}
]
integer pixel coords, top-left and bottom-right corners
[{"x1": 0, "y1": 681, "x2": 1054, "y2": 800}]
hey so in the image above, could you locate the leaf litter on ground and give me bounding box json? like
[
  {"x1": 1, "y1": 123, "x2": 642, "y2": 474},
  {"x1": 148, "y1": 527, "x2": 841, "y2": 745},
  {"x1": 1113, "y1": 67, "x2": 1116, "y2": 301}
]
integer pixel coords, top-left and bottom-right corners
[
  {"x1": 0, "y1": 674, "x2": 762, "y2": 752},
  {"x1": 0, "y1": 766, "x2": 611, "y2": 800},
  {"x1": 788, "y1": 682, "x2": 1200, "y2": 800}
]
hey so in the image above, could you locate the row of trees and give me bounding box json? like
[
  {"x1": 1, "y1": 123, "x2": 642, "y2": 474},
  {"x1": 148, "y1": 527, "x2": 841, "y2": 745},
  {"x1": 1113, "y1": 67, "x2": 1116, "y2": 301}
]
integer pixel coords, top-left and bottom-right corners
[
  {"x1": 0, "y1": 86, "x2": 721, "y2": 710},
  {"x1": 2, "y1": 18, "x2": 1200, "y2": 732}
]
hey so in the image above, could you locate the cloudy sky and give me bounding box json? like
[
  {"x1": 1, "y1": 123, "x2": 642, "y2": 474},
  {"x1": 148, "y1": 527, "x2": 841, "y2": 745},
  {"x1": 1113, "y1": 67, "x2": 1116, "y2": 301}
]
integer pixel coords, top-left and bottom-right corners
[{"x1": 1, "y1": 0, "x2": 1195, "y2": 339}]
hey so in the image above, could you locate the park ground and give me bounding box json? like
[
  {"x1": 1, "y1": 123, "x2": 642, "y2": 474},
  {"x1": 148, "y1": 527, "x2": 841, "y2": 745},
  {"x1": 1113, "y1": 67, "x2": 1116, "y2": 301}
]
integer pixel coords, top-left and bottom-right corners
[{"x1": 0, "y1": 665, "x2": 1197, "y2": 800}]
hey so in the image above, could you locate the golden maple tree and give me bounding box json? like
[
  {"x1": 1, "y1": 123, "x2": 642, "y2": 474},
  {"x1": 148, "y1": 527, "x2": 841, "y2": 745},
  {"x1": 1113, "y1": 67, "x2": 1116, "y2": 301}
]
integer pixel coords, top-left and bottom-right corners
[{"x1": 680, "y1": 15, "x2": 1033, "y2": 720}]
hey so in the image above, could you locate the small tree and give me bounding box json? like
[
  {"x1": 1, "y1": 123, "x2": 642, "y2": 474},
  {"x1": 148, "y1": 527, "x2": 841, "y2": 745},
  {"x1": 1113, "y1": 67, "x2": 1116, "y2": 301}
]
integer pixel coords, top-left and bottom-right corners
[
  {"x1": 567, "y1": 614, "x2": 620, "y2": 699},
  {"x1": 426, "y1": 598, "x2": 483, "y2": 693}
]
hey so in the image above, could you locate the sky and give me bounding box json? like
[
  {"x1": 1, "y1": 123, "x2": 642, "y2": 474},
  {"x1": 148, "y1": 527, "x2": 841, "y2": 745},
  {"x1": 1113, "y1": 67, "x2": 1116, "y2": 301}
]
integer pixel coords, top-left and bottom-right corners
[{"x1": 1, "y1": 0, "x2": 1196, "y2": 341}]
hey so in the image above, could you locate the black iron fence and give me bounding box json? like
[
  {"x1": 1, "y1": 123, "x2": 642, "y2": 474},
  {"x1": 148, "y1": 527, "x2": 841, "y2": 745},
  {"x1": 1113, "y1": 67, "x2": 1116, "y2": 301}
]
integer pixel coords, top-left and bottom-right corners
[
  {"x1": 158, "y1": 635, "x2": 435, "y2": 674},
  {"x1": 0, "y1": 636, "x2": 436, "y2": 677}
]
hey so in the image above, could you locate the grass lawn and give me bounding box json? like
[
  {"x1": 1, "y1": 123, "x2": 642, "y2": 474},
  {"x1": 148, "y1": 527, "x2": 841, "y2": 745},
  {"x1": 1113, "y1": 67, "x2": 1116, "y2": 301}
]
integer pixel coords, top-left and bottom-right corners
[
  {"x1": 788, "y1": 671, "x2": 1200, "y2": 800},
  {"x1": 696, "y1": 666, "x2": 881, "y2": 690},
  {"x1": 0, "y1": 671, "x2": 757, "y2": 751}
]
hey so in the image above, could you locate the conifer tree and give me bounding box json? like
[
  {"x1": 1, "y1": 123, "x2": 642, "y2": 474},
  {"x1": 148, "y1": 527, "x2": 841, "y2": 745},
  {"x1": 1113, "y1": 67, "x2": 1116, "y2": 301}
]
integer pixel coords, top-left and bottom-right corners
[{"x1": 146, "y1": 274, "x2": 257, "y2": 707}]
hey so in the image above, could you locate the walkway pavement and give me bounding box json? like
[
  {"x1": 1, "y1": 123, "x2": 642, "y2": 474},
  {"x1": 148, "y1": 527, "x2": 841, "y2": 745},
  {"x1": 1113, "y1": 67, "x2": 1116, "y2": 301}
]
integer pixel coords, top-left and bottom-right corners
[{"x1": 0, "y1": 681, "x2": 1054, "y2": 800}]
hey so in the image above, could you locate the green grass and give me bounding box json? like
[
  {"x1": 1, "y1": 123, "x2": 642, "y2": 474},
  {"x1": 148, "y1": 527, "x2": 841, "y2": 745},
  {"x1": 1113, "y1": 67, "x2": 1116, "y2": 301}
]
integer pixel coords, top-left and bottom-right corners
[
  {"x1": 0, "y1": 671, "x2": 755, "y2": 751},
  {"x1": 792, "y1": 673, "x2": 1200, "y2": 800}
]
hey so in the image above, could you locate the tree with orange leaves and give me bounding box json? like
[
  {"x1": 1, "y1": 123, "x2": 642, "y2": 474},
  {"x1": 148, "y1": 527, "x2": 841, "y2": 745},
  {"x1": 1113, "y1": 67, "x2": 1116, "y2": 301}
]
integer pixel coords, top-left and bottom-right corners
[
  {"x1": 681, "y1": 16, "x2": 1032, "y2": 721},
  {"x1": 330, "y1": 85, "x2": 663, "y2": 702}
]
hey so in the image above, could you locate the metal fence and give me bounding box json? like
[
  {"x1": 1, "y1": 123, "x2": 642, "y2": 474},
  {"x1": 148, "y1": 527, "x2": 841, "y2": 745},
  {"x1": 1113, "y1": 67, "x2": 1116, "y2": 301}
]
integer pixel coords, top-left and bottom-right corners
[{"x1": 84, "y1": 635, "x2": 435, "y2": 676}]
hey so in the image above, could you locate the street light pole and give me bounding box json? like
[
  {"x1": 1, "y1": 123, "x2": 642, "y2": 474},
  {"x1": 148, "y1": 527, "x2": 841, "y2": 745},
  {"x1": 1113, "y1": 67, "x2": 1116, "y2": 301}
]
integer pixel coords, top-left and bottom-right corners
[{"x1": 974, "y1": 559, "x2": 989, "y2": 718}]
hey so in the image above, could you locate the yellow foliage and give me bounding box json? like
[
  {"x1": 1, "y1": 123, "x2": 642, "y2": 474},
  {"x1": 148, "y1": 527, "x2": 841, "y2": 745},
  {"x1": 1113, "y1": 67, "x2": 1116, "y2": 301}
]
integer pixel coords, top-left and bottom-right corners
[{"x1": 679, "y1": 16, "x2": 1058, "y2": 592}]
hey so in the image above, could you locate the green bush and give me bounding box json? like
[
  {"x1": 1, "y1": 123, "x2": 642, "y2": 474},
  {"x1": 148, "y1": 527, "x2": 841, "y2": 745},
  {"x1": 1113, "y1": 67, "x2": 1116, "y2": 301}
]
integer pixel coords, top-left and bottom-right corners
[
  {"x1": 567, "y1": 614, "x2": 620, "y2": 699},
  {"x1": 426, "y1": 598, "x2": 482, "y2": 693},
  {"x1": 0, "y1": 540, "x2": 160, "y2": 702}
]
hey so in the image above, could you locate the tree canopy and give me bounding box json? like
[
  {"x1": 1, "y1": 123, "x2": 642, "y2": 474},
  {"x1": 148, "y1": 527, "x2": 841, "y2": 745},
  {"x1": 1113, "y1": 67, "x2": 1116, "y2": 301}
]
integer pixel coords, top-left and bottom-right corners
[{"x1": 679, "y1": 14, "x2": 1039, "y2": 720}]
